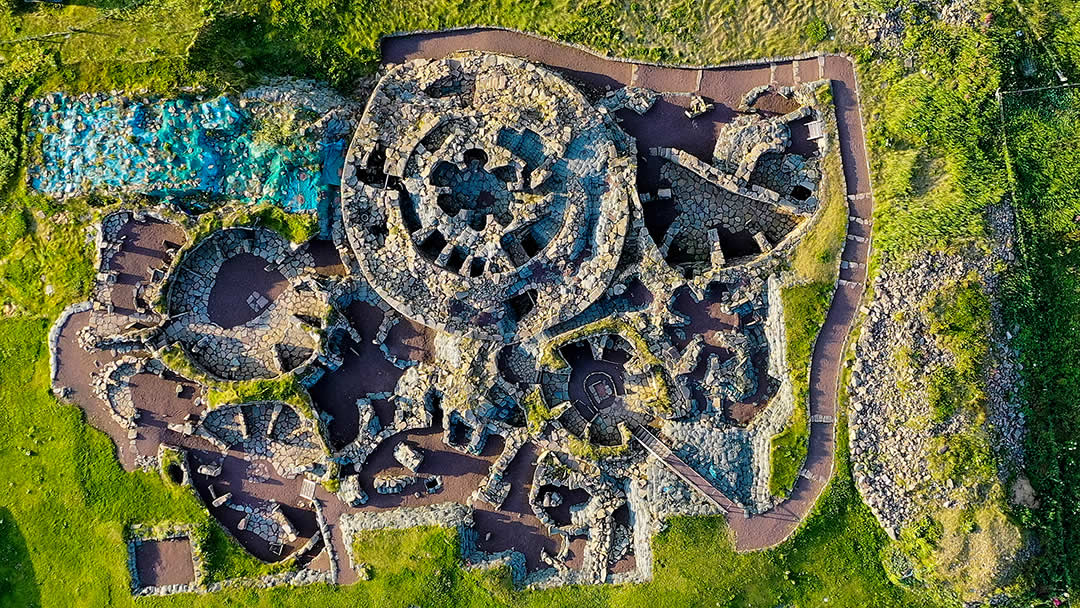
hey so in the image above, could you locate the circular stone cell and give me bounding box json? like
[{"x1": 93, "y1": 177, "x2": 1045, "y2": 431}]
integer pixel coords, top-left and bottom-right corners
[
  {"x1": 340, "y1": 51, "x2": 633, "y2": 342},
  {"x1": 165, "y1": 228, "x2": 324, "y2": 381}
]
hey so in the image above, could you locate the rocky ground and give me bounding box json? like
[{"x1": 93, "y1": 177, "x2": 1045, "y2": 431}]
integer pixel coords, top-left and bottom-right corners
[{"x1": 848, "y1": 202, "x2": 1027, "y2": 600}]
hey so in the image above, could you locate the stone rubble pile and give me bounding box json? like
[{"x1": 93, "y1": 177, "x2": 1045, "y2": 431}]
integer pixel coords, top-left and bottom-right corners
[{"x1": 849, "y1": 203, "x2": 1025, "y2": 536}]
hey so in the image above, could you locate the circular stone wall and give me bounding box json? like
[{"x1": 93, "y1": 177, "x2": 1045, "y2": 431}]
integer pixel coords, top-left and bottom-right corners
[
  {"x1": 165, "y1": 228, "x2": 324, "y2": 381},
  {"x1": 340, "y1": 52, "x2": 632, "y2": 342}
]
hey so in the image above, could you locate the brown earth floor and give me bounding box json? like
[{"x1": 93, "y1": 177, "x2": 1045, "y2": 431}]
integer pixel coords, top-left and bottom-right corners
[
  {"x1": 355, "y1": 429, "x2": 504, "y2": 510},
  {"x1": 135, "y1": 538, "x2": 196, "y2": 588},
  {"x1": 308, "y1": 301, "x2": 410, "y2": 449},
  {"x1": 54, "y1": 311, "x2": 139, "y2": 470},
  {"x1": 314, "y1": 433, "x2": 517, "y2": 584},
  {"x1": 302, "y1": 239, "x2": 348, "y2": 277},
  {"x1": 189, "y1": 447, "x2": 320, "y2": 562},
  {"x1": 471, "y1": 442, "x2": 575, "y2": 573},
  {"x1": 536, "y1": 484, "x2": 590, "y2": 528},
  {"x1": 206, "y1": 252, "x2": 289, "y2": 329},
  {"x1": 109, "y1": 218, "x2": 185, "y2": 315}
]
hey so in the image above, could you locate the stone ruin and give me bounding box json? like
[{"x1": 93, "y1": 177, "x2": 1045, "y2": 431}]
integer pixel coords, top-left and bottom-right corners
[
  {"x1": 45, "y1": 49, "x2": 838, "y2": 593},
  {"x1": 161, "y1": 227, "x2": 329, "y2": 381},
  {"x1": 340, "y1": 52, "x2": 632, "y2": 341}
]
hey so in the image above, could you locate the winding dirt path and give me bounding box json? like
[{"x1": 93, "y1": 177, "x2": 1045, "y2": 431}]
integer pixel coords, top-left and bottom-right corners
[{"x1": 380, "y1": 28, "x2": 874, "y2": 552}]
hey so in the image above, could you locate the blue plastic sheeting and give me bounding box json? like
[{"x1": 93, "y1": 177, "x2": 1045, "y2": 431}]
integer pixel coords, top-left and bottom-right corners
[{"x1": 28, "y1": 93, "x2": 350, "y2": 213}]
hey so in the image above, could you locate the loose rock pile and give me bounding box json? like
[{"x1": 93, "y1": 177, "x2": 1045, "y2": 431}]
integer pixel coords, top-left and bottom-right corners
[{"x1": 849, "y1": 202, "x2": 1025, "y2": 536}]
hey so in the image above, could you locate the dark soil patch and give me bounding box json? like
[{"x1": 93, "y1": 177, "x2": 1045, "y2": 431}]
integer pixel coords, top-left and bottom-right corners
[
  {"x1": 165, "y1": 462, "x2": 184, "y2": 484},
  {"x1": 304, "y1": 239, "x2": 347, "y2": 276},
  {"x1": 787, "y1": 115, "x2": 818, "y2": 158},
  {"x1": 536, "y1": 484, "x2": 590, "y2": 527},
  {"x1": 752, "y1": 91, "x2": 800, "y2": 115},
  {"x1": 129, "y1": 370, "x2": 204, "y2": 458},
  {"x1": 385, "y1": 318, "x2": 434, "y2": 363},
  {"x1": 618, "y1": 96, "x2": 735, "y2": 163},
  {"x1": 353, "y1": 428, "x2": 502, "y2": 508},
  {"x1": 207, "y1": 253, "x2": 288, "y2": 329},
  {"x1": 309, "y1": 301, "x2": 408, "y2": 449},
  {"x1": 309, "y1": 334, "x2": 403, "y2": 450},
  {"x1": 109, "y1": 218, "x2": 186, "y2": 315},
  {"x1": 189, "y1": 448, "x2": 318, "y2": 562},
  {"x1": 135, "y1": 538, "x2": 195, "y2": 588},
  {"x1": 621, "y1": 278, "x2": 654, "y2": 309},
  {"x1": 563, "y1": 535, "x2": 587, "y2": 570},
  {"x1": 471, "y1": 442, "x2": 563, "y2": 572},
  {"x1": 561, "y1": 341, "x2": 626, "y2": 415},
  {"x1": 666, "y1": 286, "x2": 741, "y2": 349}
]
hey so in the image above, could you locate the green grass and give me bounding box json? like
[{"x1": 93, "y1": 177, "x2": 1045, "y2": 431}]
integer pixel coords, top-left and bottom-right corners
[
  {"x1": 230, "y1": 203, "x2": 320, "y2": 244},
  {"x1": 1002, "y1": 83, "x2": 1080, "y2": 591},
  {"x1": 0, "y1": 193, "x2": 94, "y2": 317},
  {"x1": 348, "y1": 526, "x2": 513, "y2": 608},
  {"x1": 522, "y1": 386, "x2": 555, "y2": 435},
  {"x1": 0, "y1": 505, "x2": 38, "y2": 607},
  {"x1": 922, "y1": 277, "x2": 990, "y2": 424},
  {"x1": 770, "y1": 283, "x2": 829, "y2": 496},
  {"x1": 188, "y1": 0, "x2": 850, "y2": 89},
  {"x1": 859, "y1": 5, "x2": 1010, "y2": 259},
  {"x1": 925, "y1": 366, "x2": 972, "y2": 423},
  {"x1": 0, "y1": 0, "x2": 1065, "y2": 603},
  {"x1": 0, "y1": 189, "x2": 942, "y2": 608}
]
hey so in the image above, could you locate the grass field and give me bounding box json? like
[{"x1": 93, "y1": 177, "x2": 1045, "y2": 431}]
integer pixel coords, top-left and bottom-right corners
[
  {"x1": 0, "y1": 309, "x2": 940, "y2": 607},
  {"x1": 0, "y1": 0, "x2": 1073, "y2": 604},
  {"x1": 1002, "y1": 83, "x2": 1080, "y2": 593}
]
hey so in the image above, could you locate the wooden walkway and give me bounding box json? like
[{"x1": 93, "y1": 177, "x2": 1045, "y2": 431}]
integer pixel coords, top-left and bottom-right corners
[{"x1": 630, "y1": 425, "x2": 742, "y2": 515}]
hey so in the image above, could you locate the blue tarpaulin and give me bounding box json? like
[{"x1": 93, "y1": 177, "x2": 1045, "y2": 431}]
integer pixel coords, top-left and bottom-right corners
[{"x1": 28, "y1": 93, "x2": 350, "y2": 214}]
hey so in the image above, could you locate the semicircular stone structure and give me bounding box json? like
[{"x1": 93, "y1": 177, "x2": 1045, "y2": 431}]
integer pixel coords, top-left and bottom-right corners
[
  {"x1": 163, "y1": 227, "x2": 329, "y2": 381},
  {"x1": 340, "y1": 51, "x2": 633, "y2": 342}
]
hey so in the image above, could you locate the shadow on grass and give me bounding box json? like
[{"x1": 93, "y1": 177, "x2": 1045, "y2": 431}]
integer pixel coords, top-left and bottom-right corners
[{"x1": 0, "y1": 506, "x2": 41, "y2": 608}]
